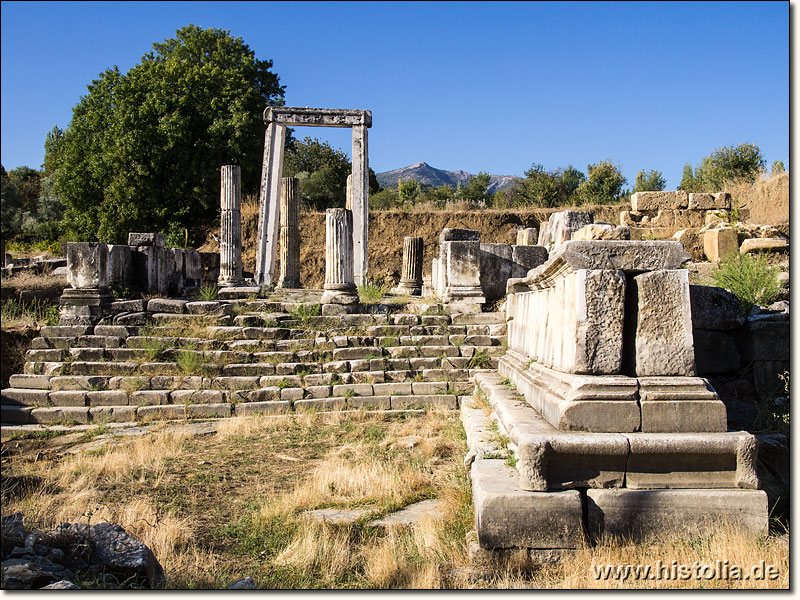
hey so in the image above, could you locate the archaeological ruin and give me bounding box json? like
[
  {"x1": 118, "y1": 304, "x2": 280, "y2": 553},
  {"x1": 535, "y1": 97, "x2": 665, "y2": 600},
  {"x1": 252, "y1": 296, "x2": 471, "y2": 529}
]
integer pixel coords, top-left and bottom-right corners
[{"x1": 1, "y1": 111, "x2": 790, "y2": 572}]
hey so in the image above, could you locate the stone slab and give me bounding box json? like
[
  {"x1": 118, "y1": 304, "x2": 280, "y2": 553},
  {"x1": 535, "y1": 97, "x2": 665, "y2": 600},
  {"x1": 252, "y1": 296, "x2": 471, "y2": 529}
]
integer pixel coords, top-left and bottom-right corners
[
  {"x1": 369, "y1": 499, "x2": 444, "y2": 527},
  {"x1": 233, "y1": 400, "x2": 290, "y2": 415},
  {"x1": 631, "y1": 191, "x2": 688, "y2": 211},
  {"x1": 630, "y1": 269, "x2": 696, "y2": 377},
  {"x1": 689, "y1": 285, "x2": 745, "y2": 330},
  {"x1": 471, "y1": 459, "x2": 583, "y2": 549},
  {"x1": 586, "y1": 488, "x2": 768, "y2": 540},
  {"x1": 739, "y1": 238, "x2": 788, "y2": 254},
  {"x1": 703, "y1": 228, "x2": 738, "y2": 262}
]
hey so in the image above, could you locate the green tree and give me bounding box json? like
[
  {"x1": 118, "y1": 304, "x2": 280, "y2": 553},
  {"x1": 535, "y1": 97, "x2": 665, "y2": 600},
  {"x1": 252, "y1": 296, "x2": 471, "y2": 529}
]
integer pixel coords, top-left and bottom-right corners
[
  {"x1": 693, "y1": 143, "x2": 765, "y2": 191},
  {"x1": 1, "y1": 165, "x2": 24, "y2": 241},
  {"x1": 47, "y1": 25, "x2": 286, "y2": 242},
  {"x1": 678, "y1": 163, "x2": 696, "y2": 192},
  {"x1": 771, "y1": 160, "x2": 786, "y2": 175},
  {"x1": 397, "y1": 178, "x2": 421, "y2": 206},
  {"x1": 574, "y1": 160, "x2": 627, "y2": 205},
  {"x1": 633, "y1": 169, "x2": 667, "y2": 192},
  {"x1": 459, "y1": 171, "x2": 492, "y2": 204},
  {"x1": 6, "y1": 166, "x2": 42, "y2": 214},
  {"x1": 560, "y1": 165, "x2": 587, "y2": 198}
]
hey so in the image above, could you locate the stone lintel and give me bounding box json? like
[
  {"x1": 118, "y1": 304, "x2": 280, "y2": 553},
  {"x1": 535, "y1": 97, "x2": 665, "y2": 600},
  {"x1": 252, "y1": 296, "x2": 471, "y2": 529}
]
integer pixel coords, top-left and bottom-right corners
[
  {"x1": 507, "y1": 240, "x2": 690, "y2": 294},
  {"x1": 264, "y1": 106, "x2": 372, "y2": 128}
]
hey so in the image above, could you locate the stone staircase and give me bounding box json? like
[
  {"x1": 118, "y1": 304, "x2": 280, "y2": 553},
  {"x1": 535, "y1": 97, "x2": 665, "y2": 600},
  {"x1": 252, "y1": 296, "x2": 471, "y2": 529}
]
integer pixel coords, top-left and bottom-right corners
[{"x1": 1, "y1": 300, "x2": 507, "y2": 426}]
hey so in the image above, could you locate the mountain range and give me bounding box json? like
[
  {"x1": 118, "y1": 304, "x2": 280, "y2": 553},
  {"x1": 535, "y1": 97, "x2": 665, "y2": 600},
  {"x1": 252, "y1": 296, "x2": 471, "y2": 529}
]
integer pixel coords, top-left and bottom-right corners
[{"x1": 375, "y1": 162, "x2": 520, "y2": 194}]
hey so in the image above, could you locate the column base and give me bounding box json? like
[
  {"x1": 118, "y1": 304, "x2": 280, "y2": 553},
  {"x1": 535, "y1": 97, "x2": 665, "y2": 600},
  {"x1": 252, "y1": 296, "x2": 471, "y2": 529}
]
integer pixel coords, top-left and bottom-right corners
[
  {"x1": 59, "y1": 287, "x2": 115, "y2": 326},
  {"x1": 321, "y1": 289, "x2": 359, "y2": 305}
]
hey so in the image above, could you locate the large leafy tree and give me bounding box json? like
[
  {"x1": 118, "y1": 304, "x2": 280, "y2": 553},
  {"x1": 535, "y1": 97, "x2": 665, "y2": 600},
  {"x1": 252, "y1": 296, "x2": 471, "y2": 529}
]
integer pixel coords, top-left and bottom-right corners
[
  {"x1": 573, "y1": 160, "x2": 627, "y2": 205},
  {"x1": 47, "y1": 25, "x2": 285, "y2": 242}
]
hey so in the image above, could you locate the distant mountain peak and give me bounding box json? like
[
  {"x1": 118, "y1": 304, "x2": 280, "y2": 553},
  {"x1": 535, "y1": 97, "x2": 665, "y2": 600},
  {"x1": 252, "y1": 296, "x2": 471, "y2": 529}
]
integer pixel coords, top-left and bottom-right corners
[{"x1": 376, "y1": 161, "x2": 520, "y2": 194}]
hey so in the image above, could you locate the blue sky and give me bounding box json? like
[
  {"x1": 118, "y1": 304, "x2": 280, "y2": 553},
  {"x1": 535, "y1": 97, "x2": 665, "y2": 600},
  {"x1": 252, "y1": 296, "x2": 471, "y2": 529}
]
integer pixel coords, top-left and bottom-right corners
[{"x1": 0, "y1": 1, "x2": 789, "y2": 188}]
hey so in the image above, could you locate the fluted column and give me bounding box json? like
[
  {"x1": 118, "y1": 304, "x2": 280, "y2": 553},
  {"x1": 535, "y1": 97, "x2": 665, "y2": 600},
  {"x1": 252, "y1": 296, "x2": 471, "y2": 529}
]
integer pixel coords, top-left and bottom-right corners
[
  {"x1": 321, "y1": 208, "x2": 358, "y2": 305},
  {"x1": 397, "y1": 236, "x2": 424, "y2": 295},
  {"x1": 218, "y1": 165, "x2": 244, "y2": 286},
  {"x1": 278, "y1": 177, "x2": 301, "y2": 288}
]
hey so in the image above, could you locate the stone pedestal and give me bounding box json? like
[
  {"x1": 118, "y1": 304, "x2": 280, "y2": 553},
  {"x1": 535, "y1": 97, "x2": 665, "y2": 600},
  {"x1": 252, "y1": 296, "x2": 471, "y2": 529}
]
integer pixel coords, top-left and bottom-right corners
[
  {"x1": 321, "y1": 208, "x2": 359, "y2": 306},
  {"x1": 59, "y1": 288, "x2": 115, "y2": 326},
  {"x1": 218, "y1": 165, "x2": 244, "y2": 286},
  {"x1": 396, "y1": 237, "x2": 423, "y2": 295},
  {"x1": 278, "y1": 177, "x2": 301, "y2": 288}
]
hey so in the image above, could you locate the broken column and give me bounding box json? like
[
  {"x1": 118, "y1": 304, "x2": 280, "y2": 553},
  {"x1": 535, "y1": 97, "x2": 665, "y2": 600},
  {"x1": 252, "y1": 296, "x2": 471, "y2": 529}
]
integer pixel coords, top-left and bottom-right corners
[
  {"x1": 351, "y1": 125, "x2": 369, "y2": 286},
  {"x1": 321, "y1": 208, "x2": 359, "y2": 307},
  {"x1": 60, "y1": 242, "x2": 114, "y2": 325},
  {"x1": 218, "y1": 165, "x2": 244, "y2": 287},
  {"x1": 396, "y1": 237, "x2": 424, "y2": 295},
  {"x1": 278, "y1": 177, "x2": 301, "y2": 288}
]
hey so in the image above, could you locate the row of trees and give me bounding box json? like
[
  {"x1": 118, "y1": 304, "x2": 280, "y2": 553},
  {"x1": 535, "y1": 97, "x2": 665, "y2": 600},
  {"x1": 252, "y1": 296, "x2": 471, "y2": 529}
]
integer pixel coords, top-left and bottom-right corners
[{"x1": 2, "y1": 25, "x2": 787, "y2": 249}]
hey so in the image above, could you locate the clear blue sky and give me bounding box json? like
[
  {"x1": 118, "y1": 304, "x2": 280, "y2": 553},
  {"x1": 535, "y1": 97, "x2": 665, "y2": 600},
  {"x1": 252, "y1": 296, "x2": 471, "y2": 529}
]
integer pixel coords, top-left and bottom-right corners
[{"x1": 1, "y1": 1, "x2": 789, "y2": 188}]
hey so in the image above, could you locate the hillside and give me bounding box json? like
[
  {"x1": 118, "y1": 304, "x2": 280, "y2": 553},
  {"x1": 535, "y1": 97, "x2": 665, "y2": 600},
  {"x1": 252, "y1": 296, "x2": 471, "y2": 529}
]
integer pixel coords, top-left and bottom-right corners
[{"x1": 376, "y1": 162, "x2": 519, "y2": 194}]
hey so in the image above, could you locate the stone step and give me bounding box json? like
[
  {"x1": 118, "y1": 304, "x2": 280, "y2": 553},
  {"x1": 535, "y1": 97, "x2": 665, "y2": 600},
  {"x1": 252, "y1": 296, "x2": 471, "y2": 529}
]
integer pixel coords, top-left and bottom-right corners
[
  {"x1": 3, "y1": 391, "x2": 469, "y2": 425},
  {"x1": 471, "y1": 372, "x2": 759, "y2": 492}
]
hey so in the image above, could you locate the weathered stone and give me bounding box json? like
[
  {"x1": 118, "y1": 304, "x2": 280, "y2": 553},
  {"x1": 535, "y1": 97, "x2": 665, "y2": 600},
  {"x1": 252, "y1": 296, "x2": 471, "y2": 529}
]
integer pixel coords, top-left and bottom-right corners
[
  {"x1": 508, "y1": 269, "x2": 626, "y2": 375},
  {"x1": 631, "y1": 191, "x2": 689, "y2": 211},
  {"x1": 8, "y1": 374, "x2": 51, "y2": 390},
  {"x1": 278, "y1": 177, "x2": 301, "y2": 288},
  {"x1": 440, "y1": 228, "x2": 480, "y2": 242},
  {"x1": 66, "y1": 243, "x2": 109, "y2": 290},
  {"x1": 226, "y1": 576, "x2": 257, "y2": 590},
  {"x1": 739, "y1": 237, "x2": 788, "y2": 254},
  {"x1": 511, "y1": 245, "x2": 548, "y2": 279},
  {"x1": 106, "y1": 244, "x2": 135, "y2": 292},
  {"x1": 48, "y1": 390, "x2": 87, "y2": 407},
  {"x1": 368, "y1": 499, "x2": 444, "y2": 528},
  {"x1": 1, "y1": 388, "x2": 50, "y2": 406},
  {"x1": 586, "y1": 488, "x2": 768, "y2": 539},
  {"x1": 218, "y1": 165, "x2": 244, "y2": 286},
  {"x1": 630, "y1": 269, "x2": 695, "y2": 377},
  {"x1": 471, "y1": 459, "x2": 583, "y2": 549},
  {"x1": 391, "y1": 395, "x2": 457, "y2": 409},
  {"x1": 30, "y1": 406, "x2": 90, "y2": 424},
  {"x1": 146, "y1": 298, "x2": 187, "y2": 314},
  {"x1": 539, "y1": 211, "x2": 593, "y2": 251},
  {"x1": 128, "y1": 233, "x2": 165, "y2": 247},
  {"x1": 515, "y1": 228, "x2": 538, "y2": 246},
  {"x1": 304, "y1": 509, "x2": 374, "y2": 526},
  {"x1": 671, "y1": 228, "x2": 705, "y2": 262},
  {"x1": 688, "y1": 192, "x2": 729, "y2": 210},
  {"x1": 441, "y1": 240, "x2": 485, "y2": 304},
  {"x1": 321, "y1": 208, "x2": 359, "y2": 305},
  {"x1": 479, "y1": 243, "x2": 513, "y2": 301},
  {"x1": 703, "y1": 228, "x2": 738, "y2": 262},
  {"x1": 396, "y1": 236, "x2": 424, "y2": 295}
]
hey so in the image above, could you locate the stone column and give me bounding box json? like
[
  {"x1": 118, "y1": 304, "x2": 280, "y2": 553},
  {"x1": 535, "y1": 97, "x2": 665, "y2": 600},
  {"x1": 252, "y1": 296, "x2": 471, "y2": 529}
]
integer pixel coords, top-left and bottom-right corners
[
  {"x1": 351, "y1": 125, "x2": 369, "y2": 285},
  {"x1": 397, "y1": 237, "x2": 424, "y2": 295},
  {"x1": 218, "y1": 165, "x2": 244, "y2": 286},
  {"x1": 321, "y1": 208, "x2": 359, "y2": 306},
  {"x1": 345, "y1": 173, "x2": 353, "y2": 210},
  {"x1": 278, "y1": 177, "x2": 301, "y2": 288},
  {"x1": 255, "y1": 120, "x2": 286, "y2": 285}
]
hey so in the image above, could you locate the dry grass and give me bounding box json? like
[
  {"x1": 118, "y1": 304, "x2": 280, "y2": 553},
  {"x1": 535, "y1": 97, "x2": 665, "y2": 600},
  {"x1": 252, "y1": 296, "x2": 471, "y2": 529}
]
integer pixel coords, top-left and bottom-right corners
[{"x1": 1, "y1": 412, "x2": 788, "y2": 589}]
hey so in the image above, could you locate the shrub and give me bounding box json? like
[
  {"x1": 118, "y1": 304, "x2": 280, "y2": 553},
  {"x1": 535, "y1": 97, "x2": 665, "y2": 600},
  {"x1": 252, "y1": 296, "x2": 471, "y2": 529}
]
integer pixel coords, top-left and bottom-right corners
[
  {"x1": 710, "y1": 252, "x2": 780, "y2": 313},
  {"x1": 198, "y1": 284, "x2": 219, "y2": 301},
  {"x1": 176, "y1": 349, "x2": 205, "y2": 375},
  {"x1": 358, "y1": 280, "x2": 390, "y2": 304}
]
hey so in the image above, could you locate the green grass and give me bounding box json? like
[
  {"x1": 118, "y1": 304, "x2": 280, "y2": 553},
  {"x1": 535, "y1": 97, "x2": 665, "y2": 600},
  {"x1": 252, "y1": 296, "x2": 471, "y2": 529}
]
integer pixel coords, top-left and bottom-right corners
[
  {"x1": 466, "y1": 350, "x2": 492, "y2": 369},
  {"x1": 140, "y1": 337, "x2": 170, "y2": 361},
  {"x1": 176, "y1": 349, "x2": 206, "y2": 375},
  {"x1": 1, "y1": 298, "x2": 60, "y2": 327},
  {"x1": 357, "y1": 281, "x2": 390, "y2": 304},
  {"x1": 710, "y1": 251, "x2": 780, "y2": 313}
]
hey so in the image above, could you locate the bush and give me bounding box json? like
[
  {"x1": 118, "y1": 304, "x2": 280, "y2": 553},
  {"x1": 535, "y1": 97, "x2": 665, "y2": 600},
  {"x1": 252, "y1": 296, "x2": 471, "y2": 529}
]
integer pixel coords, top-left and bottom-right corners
[{"x1": 710, "y1": 252, "x2": 780, "y2": 313}]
